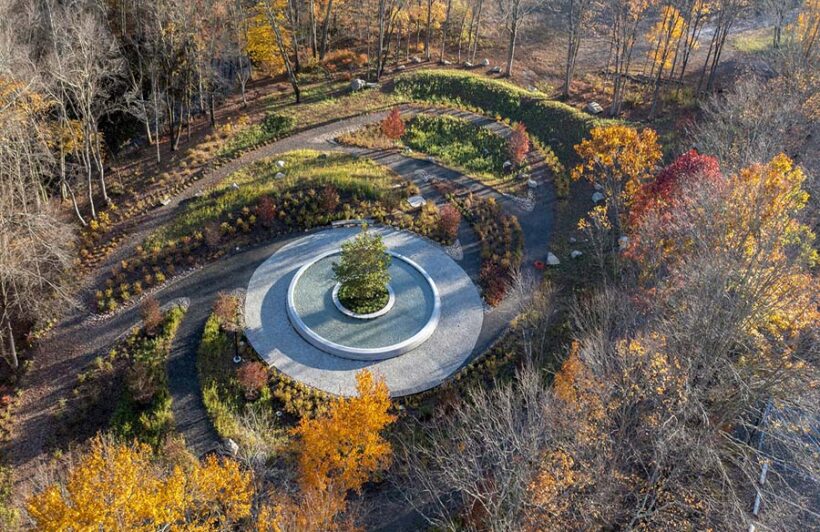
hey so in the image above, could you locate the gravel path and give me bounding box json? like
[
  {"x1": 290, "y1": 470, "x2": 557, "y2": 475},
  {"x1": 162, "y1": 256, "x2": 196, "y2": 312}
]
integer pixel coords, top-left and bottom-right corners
[{"x1": 4, "y1": 103, "x2": 557, "y2": 501}]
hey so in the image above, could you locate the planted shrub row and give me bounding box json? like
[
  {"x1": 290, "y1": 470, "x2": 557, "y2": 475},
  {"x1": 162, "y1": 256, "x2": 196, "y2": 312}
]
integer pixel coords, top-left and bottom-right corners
[{"x1": 450, "y1": 193, "x2": 524, "y2": 306}]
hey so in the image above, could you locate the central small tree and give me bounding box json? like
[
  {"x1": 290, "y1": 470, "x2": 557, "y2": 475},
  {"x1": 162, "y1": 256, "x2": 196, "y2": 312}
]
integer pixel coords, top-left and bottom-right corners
[{"x1": 333, "y1": 226, "x2": 391, "y2": 313}]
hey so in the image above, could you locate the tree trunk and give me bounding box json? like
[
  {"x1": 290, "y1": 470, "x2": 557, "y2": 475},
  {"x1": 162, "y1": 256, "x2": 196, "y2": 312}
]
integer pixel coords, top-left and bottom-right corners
[
  {"x1": 4, "y1": 318, "x2": 17, "y2": 371},
  {"x1": 504, "y1": 14, "x2": 518, "y2": 76},
  {"x1": 425, "y1": 0, "x2": 433, "y2": 60},
  {"x1": 319, "y1": 0, "x2": 334, "y2": 59}
]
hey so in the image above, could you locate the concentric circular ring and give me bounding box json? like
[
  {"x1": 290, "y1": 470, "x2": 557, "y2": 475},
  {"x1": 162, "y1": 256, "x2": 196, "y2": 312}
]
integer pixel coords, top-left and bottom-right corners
[
  {"x1": 286, "y1": 250, "x2": 441, "y2": 361},
  {"x1": 331, "y1": 282, "x2": 396, "y2": 319}
]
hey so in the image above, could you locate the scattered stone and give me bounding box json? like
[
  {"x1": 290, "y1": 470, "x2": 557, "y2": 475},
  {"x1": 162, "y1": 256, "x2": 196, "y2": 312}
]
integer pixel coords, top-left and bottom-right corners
[
  {"x1": 350, "y1": 78, "x2": 367, "y2": 91},
  {"x1": 407, "y1": 195, "x2": 426, "y2": 209},
  {"x1": 275, "y1": 160, "x2": 286, "y2": 168},
  {"x1": 571, "y1": 250, "x2": 583, "y2": 259},
  {"x1": 233, "y1": 355, "x2": 243, "y2": 364},
  {"x1": 490, "y1": 66, "x2": 502, "y2": 74},
  {"x1": 365, "y1": 82, "x2": 381, "y2": 89},
  {"x1": 159, "y1": 197, "x2": 171, "y2": 206},
  {"x1": 193, "y1": 190, "x2": 205, "y2": 198},
  {"x1": 411, "y1": 56, "x2": 423, "y2": 64},
  {"x1": 618, "y1": 236, "x2": 629, "y2": 250},
  {"x1": 440, "y1": 59, "x2": 452, "y2": 65},
  {"x1": 230, "y1": 182, "x2": 240, "y2": 190},
  {"x1": 527, "y1": 179, "x2": 538, "y2": 189},
  {"x1": 274, "y1": 172, "x2": 286, "y2": 179},
  {"x1": 546, "y1": 252, "x2": 561, "y2": 266},
  {"x1": 480, "y1": 58, "x2": 490, "y2": 66},
  {"x1": 528, "y1": 85, "x2": 538, "y2": 92},
  {"x1": 592, "y1": 191, "x2": 605, "y2": 203},
  {"x1": 224, "y1": 438, "x2": 239, "y2": 456},
  {"x1": 569, "y1": 236, "x2": 577, "y2": 243},
  {"x1": 502, "y1": 160, "x2": 514, "y2": 172},
  {"x1": 593, "y1": 183, "x2": 604, "y2": 191},
  {"x1": 394, "y1": 64, "x2": 406, "y2": 72},
  {"x1": 585, "y1": 101, "x2": 604, "y2": 115},
  {"x1": 464, "y1": 61, "x2": 473, "y2": 68}
]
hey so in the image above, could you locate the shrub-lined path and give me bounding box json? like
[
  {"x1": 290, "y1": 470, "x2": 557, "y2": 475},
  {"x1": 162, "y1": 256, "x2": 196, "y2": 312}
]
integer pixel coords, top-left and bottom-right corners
[{"x1": 3, "y1": 103, "x2": 557, "y2": 503}]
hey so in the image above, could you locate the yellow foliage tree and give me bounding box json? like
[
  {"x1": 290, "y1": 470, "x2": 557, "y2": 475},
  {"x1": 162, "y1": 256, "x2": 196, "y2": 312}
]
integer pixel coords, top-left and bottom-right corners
[
  {"x1": 27, "y1": 436, "x2": 253, "y2": 530},
  {"x1": 245, "y1": 1, "x2": 291, "y2": 74},
  {"x1": 257, "y1": 370, "x2": 395, "y2": 530},
  {"x1": 572, "y1": 125, "x2": 662, "y2": 231},
  {"x1": 793, "y1": 0, "x2": 820, "y2": 60}
]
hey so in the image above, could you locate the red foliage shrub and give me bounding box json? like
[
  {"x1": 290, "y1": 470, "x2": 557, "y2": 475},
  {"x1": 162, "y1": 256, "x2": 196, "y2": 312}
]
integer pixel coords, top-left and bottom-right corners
[
  {"x1": 381, "y1": 108, "x2": 405, "y2": 140},
  {"x1": 630, "y1": 149, "x2": 721, "y2": 227},
  {"x1": 438, "y1": 203, "x2": 461, "y2": 243},
  {"x1": 479, "y1": 263, "x2": 509, "y2": 307},
  {"x1": 507, "y1": 123, "x2": 530, "y2": 167},
  {"x1": 257, "y1": 196, "x2": 276, "y2": 228},
  {"x1": 320, "y1": 184, "x2": 340, "y2": 213},
  {"x1": 140, "y1": 297, "x2": 163, "y2": 336},
  {"x1": 236, "y1": 361, "x2": 269, "y2": 400}
]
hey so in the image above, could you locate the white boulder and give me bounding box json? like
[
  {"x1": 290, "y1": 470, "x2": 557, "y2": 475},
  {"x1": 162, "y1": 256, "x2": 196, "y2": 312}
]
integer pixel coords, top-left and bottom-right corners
[
  {"x1": 407, "y1": 195, "x2": 426, "y2": 208},
  {"x1": 480, "y1": 58, "x2": 491, "y2": 66},
  {"x1": 592, "y1": 191, "x2": 605, "y2": 203},
  {"x1": 224, "y1": 438, "x2": 239, "y2": 456},
  {"x1": 351, "y1": 78, "x2": 367, "y2": 91},
  {"x1": 618, "y1": 236, "x2": 629, "y2": 250},
  {"x1": 571, "y1": 250, "x2": 583, "y2": 259},
  {"x1": 546, "y1": 252, "x2": 561, "y2": 266},
  {"x1": 585, "y1": 101, "x2": 604, "y2": 115},
  {"x1": 275, "y1": 160, "x2": 286, "y2": 168},
  {"x1": 274, "y1": 172, "x2": 286, "y2": 180},
  {"x1": 230, "y1": 182, "x2": 240, "y2": 190},
  {"x1": 527, "y1": 179, "x2": 538, "y2": 189}
]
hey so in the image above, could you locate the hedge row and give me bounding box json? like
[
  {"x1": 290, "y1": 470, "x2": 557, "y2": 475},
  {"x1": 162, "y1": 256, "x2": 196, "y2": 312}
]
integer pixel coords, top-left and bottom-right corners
[{"x1": 394, "y1": 69, "x2": 609, "y2": 164}]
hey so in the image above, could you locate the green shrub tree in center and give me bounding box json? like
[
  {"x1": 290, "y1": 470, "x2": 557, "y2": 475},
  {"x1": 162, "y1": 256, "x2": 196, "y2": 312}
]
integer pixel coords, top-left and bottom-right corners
[{"x1": 332, "y1": 226, "x2": 392, "y2": 314}]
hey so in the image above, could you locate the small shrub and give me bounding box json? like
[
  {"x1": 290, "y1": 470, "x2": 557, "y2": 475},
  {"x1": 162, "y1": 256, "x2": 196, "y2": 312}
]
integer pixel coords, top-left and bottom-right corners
[
  {"x1": 381, "y1": 108, "x2": 405, "y2": 140},
  {"x1": 256, "y1": 196, "x2": 276, "y2": 228},
  {"x1": 438, "y1": 203, "x2": 461, "y2": 244},
  {"x1": 236, "y1": 362, "x2": 268, "y2": 400},
  {"x1": 204, "y1": 222, "x2": 221, "y2": 249},
  {"x1": 507, "y1": 123, "x2": 530, "y2": 166},
  {"x1": 140, "y1": 297, "x2": 162, "y2": 336}
]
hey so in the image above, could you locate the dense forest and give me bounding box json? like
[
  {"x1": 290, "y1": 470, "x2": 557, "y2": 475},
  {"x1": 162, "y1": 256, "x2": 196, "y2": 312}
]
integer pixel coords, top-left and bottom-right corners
[{"x1": 0, "y1": 0, "x2": 818, "y2": 530}]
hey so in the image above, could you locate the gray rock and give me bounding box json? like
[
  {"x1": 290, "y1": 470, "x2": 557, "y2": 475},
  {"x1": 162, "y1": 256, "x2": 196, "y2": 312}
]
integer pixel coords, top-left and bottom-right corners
[
  {"x1": 464, "y1": 61, "x2": 473, "y2": 68},
  {"x1": 570, "y1": 250, "x2": 583, "y2": 259},
  {"x1": 528, "y1": 85, "x2": 538, "y2": 92},
  {"x1": 592, "y1": 191, "x2": 605, "y2": 203},
  {"x1": 527, "y1": 179, "x2": 538, "y2": 189},
  {"x1": 394, "y1": 64, "x2": 406, "y2": 72},
  {"x1": 618, "y1": 236, "x2": 629, "y2": 250},
  {"x1": 585, "y1": 101, "x2": 604, "y2": 115},
  {"x1": 411, "y1": 56, "x2": 423, "y2": 64},
  {"x1": 275, "y1": 160, "x2": 286, "y2": 169},
  {"x1": 502, "y1": 160, "x2": 514, "y2": 172},
  {"x1": 490, "y1": 66, "x2": 502, "y2": 74},
  {"x1": 159, "y1": 197, "x2": 171, "y2": 206},
  {"x1": 593, "y1": 183, "x2": 604, "y2": 191},
  {"x1": 224, "y1": 438, "x2": 239, "y2": 456},
  {"x1": 440, "y1": 59, "x2": 452, "y2": 65},
  {"x1": 480, "y1": 58, "x2": 490, "y2": 66},
  {"x1": 274, "y1": 172, "x2": 286, "y2": 180},
  {"x1": 230, "y1": 182, "x2": 240, "y2": 190},
  {"x1": 365, "y1": 82, "x2": 381, "y2": 89},
  {"x1": 407, "y1": 195, "x2": 426, "y2": 208},
  {"x1": 569, "y1": 236, "x2": 577, "y2": 243},
  {"x1": 546, "y1": 252, "x2": 561, "y2": 266},
  {"x1": 350, "y1": 78, "x2": 367, "y2": 91}
]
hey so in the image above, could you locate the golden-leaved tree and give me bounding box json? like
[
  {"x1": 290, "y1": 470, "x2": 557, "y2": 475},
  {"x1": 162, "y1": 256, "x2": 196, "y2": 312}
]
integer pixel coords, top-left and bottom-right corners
[
  {"x1": 572, "y1": 124, "x2": 662, "y2": 233},
  {"x1": 258, "y1": 370, "x2": 395, "y2": 531},
  {"x1": 27, "y1": 436, "x2": 253, "y2": 530}
]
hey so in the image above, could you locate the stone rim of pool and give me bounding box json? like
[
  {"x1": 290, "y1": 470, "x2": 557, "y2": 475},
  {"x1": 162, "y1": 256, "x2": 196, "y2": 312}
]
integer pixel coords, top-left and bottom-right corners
[
  {"x1": 287, "y1": 249, "x2": 441, "y2": 361},
  {"x1": 331, "y1": 282, "x2": 396, "y2": 319}
]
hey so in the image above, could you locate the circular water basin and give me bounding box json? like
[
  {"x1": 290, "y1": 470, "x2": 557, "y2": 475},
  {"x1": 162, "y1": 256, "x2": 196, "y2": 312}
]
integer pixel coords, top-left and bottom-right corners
[{"x1": 287, "y1": 250, "x2": 440, "y2": 361}]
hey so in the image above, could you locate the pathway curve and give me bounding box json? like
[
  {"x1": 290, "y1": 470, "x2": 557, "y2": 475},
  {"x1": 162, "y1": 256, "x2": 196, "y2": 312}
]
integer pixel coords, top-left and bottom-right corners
[{"x1": 4, "y1": 103, "x2": 557, "y2": 500}]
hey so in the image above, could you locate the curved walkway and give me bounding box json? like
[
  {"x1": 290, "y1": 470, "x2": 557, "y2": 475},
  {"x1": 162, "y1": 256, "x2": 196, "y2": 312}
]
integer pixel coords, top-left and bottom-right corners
[{"x1": 4, "y1": 104, "x2": 557, "y2": 501}]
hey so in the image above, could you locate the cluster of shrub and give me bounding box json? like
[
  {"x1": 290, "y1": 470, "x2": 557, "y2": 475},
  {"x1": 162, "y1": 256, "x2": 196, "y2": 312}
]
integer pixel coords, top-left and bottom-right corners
[
  {"x1": 198, "y1": 299, "x2": 332, "y2": 445},
  {"x1": 450, "y1": 193, "x2": 524, "y2": 306},
  {"x1": 394, "y1": 70, "x2": 604, "y2": 197},
  {"x1": 217, "y1": 112, "x2": 296, "y2": 159},
  {"x1": 74, "y1": 300, "x2": 185, "y2": 449}
]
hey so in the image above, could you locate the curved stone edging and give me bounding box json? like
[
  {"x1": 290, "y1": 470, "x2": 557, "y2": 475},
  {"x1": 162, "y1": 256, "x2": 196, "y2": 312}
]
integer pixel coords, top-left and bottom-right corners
[
  {"x1": 331, "y1": 282, "x2": 396, "y2": 320},
  {"x1": 244, "y1": 227, "x2": 484, "y2": 396},
  {"x1": 286, "y1": 249, "x2": 441, "y2": 360}
]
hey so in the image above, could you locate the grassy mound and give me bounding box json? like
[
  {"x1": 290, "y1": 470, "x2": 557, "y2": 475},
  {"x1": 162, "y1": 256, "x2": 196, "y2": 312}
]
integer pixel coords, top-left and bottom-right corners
[
  {"x1": 394, "y1": 69, "x2": 610, "y2": 164},
  {"x1": 148, "y1": 150, "x2": 400, "y2": 248}
]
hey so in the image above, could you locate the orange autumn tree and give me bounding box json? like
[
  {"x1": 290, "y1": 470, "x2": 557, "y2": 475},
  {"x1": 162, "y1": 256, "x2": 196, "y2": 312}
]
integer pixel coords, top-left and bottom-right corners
[
  {"x1": 381, "y1": 108, "x2": 405, "y2": 140},
  {"x1": 27, "y1": 436, "x2": 253, "y2": 530},
  {"x1": 507, "y1": 123, "x2": 530, "y2": 167},
  {"x1": 572, "y1": 125, "x2": 662, "y2": 232},
  {"x1": 258, "y1": 370, "x2": 395, "y2": 530}
]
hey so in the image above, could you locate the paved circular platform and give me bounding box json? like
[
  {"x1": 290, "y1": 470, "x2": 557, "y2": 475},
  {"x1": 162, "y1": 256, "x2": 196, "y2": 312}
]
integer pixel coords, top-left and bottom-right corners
[{"x1": 244, "y1": 226, "x2": 484, "y2": 396}]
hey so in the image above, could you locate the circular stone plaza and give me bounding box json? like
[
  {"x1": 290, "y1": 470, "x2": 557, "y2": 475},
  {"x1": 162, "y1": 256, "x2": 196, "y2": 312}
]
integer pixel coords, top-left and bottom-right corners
[{"x1": 244, "y1": 225, "x2": 484, "y2": 396}]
